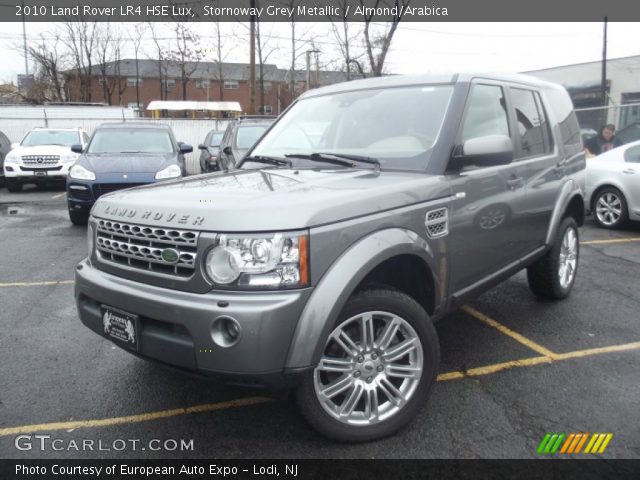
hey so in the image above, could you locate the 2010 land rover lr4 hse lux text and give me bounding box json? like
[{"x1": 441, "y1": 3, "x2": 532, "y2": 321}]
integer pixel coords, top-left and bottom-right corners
[{"x1": 75, "y1": 73, "x2": 585, "y2": 442}]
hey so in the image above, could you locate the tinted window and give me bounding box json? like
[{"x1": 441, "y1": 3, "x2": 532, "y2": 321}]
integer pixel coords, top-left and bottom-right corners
[
  {"x1": 461, "y1": 84, "x2": 509, "y2": 142},
  {"x1": 22, "y1": 130, "x2": 79, "y2": 147},
  {"x1": 510, "y1": 88, "x2": 550, "y2": 158},
  {"x1": 88, "y1": 129, "x2": 174, "y2": 154},
  {"x1": 624, "y1": 145, "x2": 640, "y2": 163}
]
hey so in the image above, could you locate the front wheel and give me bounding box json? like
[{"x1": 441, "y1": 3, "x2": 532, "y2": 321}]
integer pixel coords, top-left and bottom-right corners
[
  {"x1": 593, "y1": 187, "x2": 628, "y2": 229},
  {"x1": 527, "y1": 216, "x2": 579, "y2": 300},
  {"x1": 295, "y1": 288, "x2": 440, "y2": 442}
]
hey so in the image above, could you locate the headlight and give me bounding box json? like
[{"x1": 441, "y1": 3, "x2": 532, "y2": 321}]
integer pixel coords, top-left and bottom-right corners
[
  {"x1": 155, "y1": 164, "x2": 182, "y2": 180},
  {"x1": 69, "y1": 165, "x2": 96, "y2": 180},
  {"x1": 205, "y1": 231, "x2": 309, "y2": 289},
  {"x1": 61, "y1": 153, "x2": 79, "y2": 163},
  {"x1": 4, "y1": 152, "x2": 19, "y2": 164},
  {"x1": 87, "y1": 221, "x2": 94, "y2": 257}
]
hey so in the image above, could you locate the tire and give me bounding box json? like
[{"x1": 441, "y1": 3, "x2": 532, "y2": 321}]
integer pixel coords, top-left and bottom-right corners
[
  {"x1": 6, "y1": 178, "x2": 22, "y2": 192},
  {"x1": 592, "y1": 187, "x2": 628, "y2": 229},
  {"x1": 527, "y1": 216, "x2": 579, "y2": 300},
  {"x1": 295, "y1": 288, "x2": 440, "y2": 442},
  {"x1": 69, "y1": 210, "x2": 89, "y2": 226}
]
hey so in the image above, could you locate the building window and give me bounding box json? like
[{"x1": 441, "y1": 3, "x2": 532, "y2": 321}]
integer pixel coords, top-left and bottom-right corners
[
  {"x1": 163, "y1": 79, "x2": 176, "y2": 90},
  {"x1": 126, "y1": 77, "x2": 141, "y2": 87},
  {"x1": 224, "y1": 80, "x2": 239, "y2": 90},
  {"x1": 196, "y1": 79, "x2": 210, "y2": 89},
  {"x1": 262, "y1": 82, "x2": 272, "y2": 93},
  {"x1": 260, "y1": 105, "x2": 273, "y2": 114},
  {"x1": 127, "y1": 102, "x2": 140, "y2": 109}
]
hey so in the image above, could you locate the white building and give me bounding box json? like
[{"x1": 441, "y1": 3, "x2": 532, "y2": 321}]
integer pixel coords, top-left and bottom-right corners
[{"x1": 525, "y1": 55, "x2": 640, "y2": 131}]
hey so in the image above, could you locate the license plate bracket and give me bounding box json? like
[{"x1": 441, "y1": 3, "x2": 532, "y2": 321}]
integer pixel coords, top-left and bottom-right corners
[
  {"x1": 34, "y1": 171, "x2": 47, "y2": 177},
  {"x1": 100, "y1": 305, "x2": 139, "y2": 351}
]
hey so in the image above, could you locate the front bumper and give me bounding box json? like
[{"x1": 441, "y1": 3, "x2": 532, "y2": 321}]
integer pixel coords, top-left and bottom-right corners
[
  {"x1": 4, "y1": 163, "x2": 72, "y2": 181},
  {"x1": 74, "y1": 259, "x2": 313, "y2": 387}
]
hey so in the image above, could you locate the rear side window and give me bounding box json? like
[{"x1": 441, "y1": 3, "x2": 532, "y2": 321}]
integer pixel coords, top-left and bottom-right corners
[
  {"x1": 461, "y1": 84, "x2": 510, "y2": 142},
  {"x1": 510, "y1": 88, "x2": 551, "y2": 158},
  {"x1": 624, "y1": 145, "x2": 640, "y2": 163}
]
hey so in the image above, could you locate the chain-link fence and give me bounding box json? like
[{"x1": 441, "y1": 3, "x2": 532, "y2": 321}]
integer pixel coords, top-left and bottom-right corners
[{"x1": 575, "y1": 102, "x2": 640, "y2": 144}]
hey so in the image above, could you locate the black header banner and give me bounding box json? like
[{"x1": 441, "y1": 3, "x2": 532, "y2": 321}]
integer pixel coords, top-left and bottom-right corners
[{"x1": 2, "y1": 0, "x2": 638, "y2": 22}]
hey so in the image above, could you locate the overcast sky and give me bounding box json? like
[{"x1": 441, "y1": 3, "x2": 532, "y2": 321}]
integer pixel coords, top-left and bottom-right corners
[{"x1": 0, "y1": 22, "x2": 639, "y2": 84}]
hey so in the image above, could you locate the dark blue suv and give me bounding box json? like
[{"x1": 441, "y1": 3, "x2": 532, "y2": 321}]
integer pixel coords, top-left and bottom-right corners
[{"x1": 66, "y1": 123, "x2": 192, "y2": 225}]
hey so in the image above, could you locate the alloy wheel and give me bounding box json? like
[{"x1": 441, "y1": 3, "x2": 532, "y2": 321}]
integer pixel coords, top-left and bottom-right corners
[
  {"x1": 558, "y1": 226, "x2": 578, "y2": 289},
  {"x1": 595, "y1": 192, "x2": 623, "y2": 226}
]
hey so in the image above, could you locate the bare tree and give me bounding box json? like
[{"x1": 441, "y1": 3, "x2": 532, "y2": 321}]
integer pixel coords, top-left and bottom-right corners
[
  {"x1": 169, "y1": 22, "x2": 204, "y2": 104},
  {"x1": 210, "y1": 20, "x2": 228, "y2": 101},
  {"x1": 24, "y1": 32, "x2": 68, "y2": 102},
  {"x1": 331, "y1": 9, "x2": 367, "y2": 79},
  {"x1": 360, "y1": 0, "x2": 410, "y2": 76},
  {"x1": 62, "y1": 20, "x2": 99, "y2": 102},
  {"x1": 147, "y1": 22, "x2": 169, "y2": 101},
  {"x1": 95, "y1": 24, "x2": 127, "y2": 105},
  {"x1": 128, "y1": 23, "x2": 146, "y2": 108}
]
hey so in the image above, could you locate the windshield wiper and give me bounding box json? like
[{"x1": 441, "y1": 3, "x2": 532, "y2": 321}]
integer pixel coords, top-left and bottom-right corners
[
  {"x1": 285, "y1": 152, "x2": 381, "y2": 170},
  {"x1": 242, "y1": 155, "x2": 292, "y2": 167}
]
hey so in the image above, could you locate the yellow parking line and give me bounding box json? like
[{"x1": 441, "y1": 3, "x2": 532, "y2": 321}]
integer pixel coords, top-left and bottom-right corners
[
  {"x1": 462, "y1": 305, "x2": 558, "y2": 359},
  {"x1": 0, "y1": 280, "x2": 74, "y2": 288},
  {"x1": 581, "y1": 237, "x2": 640, "y2": 245},
  {"x1": 0, "y1": 397, "x2": 272, "y2": 437},
  {"x1": 437, "y1": 340, "x2": 640, "y2": 382},
  {"x1": 51, "y1": 192, "x2": 66, "y2": 199}
]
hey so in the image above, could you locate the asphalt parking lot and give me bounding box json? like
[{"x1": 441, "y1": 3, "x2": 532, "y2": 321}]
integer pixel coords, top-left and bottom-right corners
[{"x1": 1, "y1": 184, "x2": 639, "y2": 459}]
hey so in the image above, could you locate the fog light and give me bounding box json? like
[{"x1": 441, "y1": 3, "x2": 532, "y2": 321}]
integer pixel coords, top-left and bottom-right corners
[{"x1": 211, "y1": 316, "x2": 242, "y2": 348}]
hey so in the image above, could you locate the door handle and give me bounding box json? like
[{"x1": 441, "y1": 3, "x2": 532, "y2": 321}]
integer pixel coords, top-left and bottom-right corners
[
  {"x1": 623, "y1": 168, "x2": 636, "y2": 174},
  {"x1": 506, "y1": 177, "x2": 524, "y2": 190}
]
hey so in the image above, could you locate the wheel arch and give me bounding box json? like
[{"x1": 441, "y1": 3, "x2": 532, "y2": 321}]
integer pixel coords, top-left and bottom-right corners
[
  {"x1": 545, "y1": 179, "x2": 585, "y2": 245},
  {"x1": 590, "y1": 183, "x2": 626, "y2": 210},
  {"x1": 285, "y1": 228, "x2": 440, "y2": 370}
]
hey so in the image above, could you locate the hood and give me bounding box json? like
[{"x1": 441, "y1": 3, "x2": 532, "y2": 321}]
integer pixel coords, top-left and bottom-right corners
[
  {"x1": 13, "y1": 145, "x2": 76, "y2": 156},
  {"x1": 81, "y1": 153, "x2": 176, "y2": 174},
  {"x1": 93, "y1": 168, "x2": 450, "y2": 231}
]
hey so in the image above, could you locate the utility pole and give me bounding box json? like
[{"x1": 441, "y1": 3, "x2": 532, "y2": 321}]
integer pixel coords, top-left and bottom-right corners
[
  {"x1": 21, "y1": 0, "x2": 28, "y2": 75},
  {"x1": 306, "y1": 49, "x2": 319, "y2": 91},
  {"x1": 601, "y1": 16, "x2": 608, "y2": 126},
  {"x1": 248, "y1": 0, "x2": 256, "y2": 115}
]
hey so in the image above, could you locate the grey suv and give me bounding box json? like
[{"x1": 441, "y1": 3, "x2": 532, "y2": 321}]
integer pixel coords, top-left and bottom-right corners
[{"x1": 75, "y1": 73, "x2": 585, "y2": 442}]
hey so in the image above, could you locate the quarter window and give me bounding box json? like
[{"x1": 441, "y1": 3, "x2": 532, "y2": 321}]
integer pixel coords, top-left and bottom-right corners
[
  {"x1": 624, "y1": 145, "x2": 640, "y2": 163},
  {"x1": 510, "y1": 88, "x2": 551, "y2": 158},
  {"x1": 461, "y1": 84, "x2": 510, "y2": 143}
]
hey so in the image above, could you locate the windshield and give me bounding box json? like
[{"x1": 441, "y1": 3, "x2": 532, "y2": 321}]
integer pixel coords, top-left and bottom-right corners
[
  {"x1": 250, "y1": 85, "x2": 453, "y2": 170},
  {"x1": 22, "y1": 130, "x2": 79, "y2": 147},
  {"x1": 88, "y1": 129, "x2": 174, "y2": 154},
  {"x1": 210, "y1": 132, "x2": 224, "y2": 146},
  {"x1": 236, "y1": 125, "x2": 269, "y2": 150}
]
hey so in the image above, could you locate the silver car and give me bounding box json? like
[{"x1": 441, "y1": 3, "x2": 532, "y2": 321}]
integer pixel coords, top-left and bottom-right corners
[{"x1": 586, "y1": 140, "x2": 640, "y2": 228}]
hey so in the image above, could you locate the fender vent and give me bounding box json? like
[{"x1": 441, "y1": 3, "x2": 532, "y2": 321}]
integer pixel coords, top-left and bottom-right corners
[{"x1": 425, "y1": 207, "x2": 449, "y2": 239}]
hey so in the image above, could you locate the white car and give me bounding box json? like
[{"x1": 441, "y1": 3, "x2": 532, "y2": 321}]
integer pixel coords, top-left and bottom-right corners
[
  {"x1": 3, "y1": 127, "x2": 90, "y2": 192},
  {"x1": 585, "y1": 140, "x2": 640, "y2": 228}
]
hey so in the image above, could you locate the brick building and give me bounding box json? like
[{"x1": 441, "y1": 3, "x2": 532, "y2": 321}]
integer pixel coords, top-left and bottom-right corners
[{"x1": 63, "y1": 59, "x2": 352, "y2": 116}]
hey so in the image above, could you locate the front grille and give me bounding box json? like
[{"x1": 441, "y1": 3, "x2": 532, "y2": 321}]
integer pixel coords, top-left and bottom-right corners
[
  {"x1": 20, "y1": 166, "x2": 63, "y2": 172},
  {"x1": 96, "y1": 219, "x2": 199, "y2": 277},
  {"x1": 93, "y1": 183, "x2": 145, "y2": 199},
  {"x1": 22, "y1": 155, "x2": 59, "y2": 166}
]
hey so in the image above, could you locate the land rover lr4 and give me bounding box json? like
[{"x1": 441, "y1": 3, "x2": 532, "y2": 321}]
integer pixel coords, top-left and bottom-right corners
[{"x1": 75, "y1": 73, "x2": 585, "y2": 442}]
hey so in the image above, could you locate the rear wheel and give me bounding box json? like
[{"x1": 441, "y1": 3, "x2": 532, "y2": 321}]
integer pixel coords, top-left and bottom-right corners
[
  {"x1": 295, "y1": 288, "x2": 439, "y2": 442},
  {"x1": 593, "y1": 187, "x2": 628, "y2": 229},
  {"x1": 527, "y1": 216, "x2": 579, "y2": 300},
  {"x1": 6, "y1": 178, "x2": 22, "y2": 192},
  {"x1": 69, "y1": 210, "x2": 89, "y2": 226}
]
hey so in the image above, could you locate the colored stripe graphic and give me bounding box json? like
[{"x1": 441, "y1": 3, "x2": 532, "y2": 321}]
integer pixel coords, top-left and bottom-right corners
[
  {"x1": 543, "y1": 433, "x2": 613, "y2": 455},
  {"x1": 585, "y1": 433, "x2": 613, "y2": 454},
  {"x1": 537, "y1": 433, "x2": 565, "y2": 454}
]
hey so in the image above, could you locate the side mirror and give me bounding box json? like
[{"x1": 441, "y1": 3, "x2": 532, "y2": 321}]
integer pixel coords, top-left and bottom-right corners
[
  {"x1": 71, "y1": 144, "x2": 84, "y2": 154},
  {"x1": 198, "y1": 144, "x2": 207, "y2": 150},
  {"x1": 179, "y1": 143, "x2": 193, "y2": 154},
  {"x1": 451, "y1": 134, "x2": 513, "y2": 170},
  {"x1": 223, "y1": 146, "x2": 233, "y2": 156}
]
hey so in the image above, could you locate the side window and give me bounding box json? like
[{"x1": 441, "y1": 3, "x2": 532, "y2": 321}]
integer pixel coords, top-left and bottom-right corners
[
  {"x1": 461, "y1": 84, "x2": 510, "y2": 143},
  {"x1": 624, "y1": 145, "x2": 640, "y2": 163},
  {"x1": 510, "y1": 88, "x2": 551, "y2": 158},
  {"x1": 82, "y1": 132, "x2": 90, "y2": 145}
]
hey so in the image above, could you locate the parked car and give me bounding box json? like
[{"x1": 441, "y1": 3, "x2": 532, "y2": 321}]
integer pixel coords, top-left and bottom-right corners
[
  {"x1": 585, "y1": 139, "x2": 640, "y2": 229},
  {"x1": 198, "y1": 130, "x2": 225, "y2": 173},
  {"x1": 0, "y1": 130, "x2": 11, "y2": 185},
  {"x1": 2, "y1": 127, "x2": 89, "y2": 192},
  {"x1": 217, "y1": 117, "x2": 275, "y2": 170},
  {"x1": 75, "y1": 73, "x2": 585, "y2": 441},
  {"x1": 616, "y1": 122, "x2": 640, "y2": 145},
  {"x1": 66, "y1": 123, "x2": 192, "y2": 225}
]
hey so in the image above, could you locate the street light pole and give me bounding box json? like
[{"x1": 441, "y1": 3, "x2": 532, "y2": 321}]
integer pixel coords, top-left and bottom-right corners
[{"x1": 306, "y1": 49, "x2": 319, "y2": 91}]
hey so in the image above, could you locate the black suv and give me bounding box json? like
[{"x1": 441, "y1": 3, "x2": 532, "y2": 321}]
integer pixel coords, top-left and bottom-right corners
[{"x1": 217, "y1": 117, "x2": 275, "y2": 170}]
